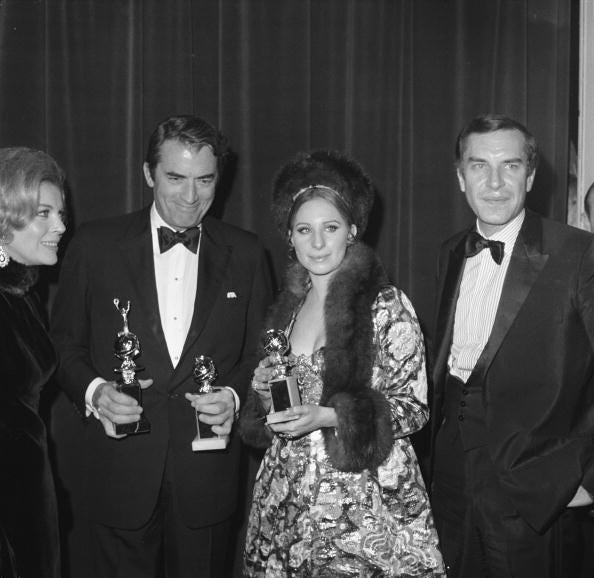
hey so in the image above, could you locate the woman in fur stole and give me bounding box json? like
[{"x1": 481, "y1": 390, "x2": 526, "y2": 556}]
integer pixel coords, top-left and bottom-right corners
[
  {"x1": 0, "y1": 147, "x2": 66, "y2": 578},
  {"x1": 240, "y1": 150, "x2": 444, "y2": 577}
]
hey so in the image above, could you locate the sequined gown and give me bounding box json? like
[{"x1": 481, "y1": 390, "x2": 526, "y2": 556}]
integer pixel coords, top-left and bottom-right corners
[
  {"x1": 244, "y1": 288, "x2": 445, "y2": 577},
  {"x1": 0, "y1": 262, "x2": 61, "y2": 578}
]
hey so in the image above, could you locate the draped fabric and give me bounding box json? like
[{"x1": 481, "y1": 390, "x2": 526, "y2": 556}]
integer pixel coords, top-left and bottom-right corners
[{"x1": 0, "y1": 0, "x2": 572, "y2": 327}]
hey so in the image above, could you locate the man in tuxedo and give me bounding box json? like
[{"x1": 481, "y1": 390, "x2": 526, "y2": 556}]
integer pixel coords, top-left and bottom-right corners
[
  {"x1": 430, "y1": 114, "x2": 594, "y2": 577},
  {"x1": 51, "y1": 115, "x2": 272, "y2": 577}
]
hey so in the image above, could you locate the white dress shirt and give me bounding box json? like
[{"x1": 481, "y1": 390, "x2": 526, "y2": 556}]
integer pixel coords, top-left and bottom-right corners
[
  {"x1": 448, "y1": 210, "x2": 525, "y2": 383},
  {"x1": 151, "y1": 205, "x2": 199, "y2": 367}
]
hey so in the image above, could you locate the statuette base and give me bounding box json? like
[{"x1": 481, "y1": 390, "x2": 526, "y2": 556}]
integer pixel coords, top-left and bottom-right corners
[
  {"x1": 192, "y1": 434, "x2": 229, "y2": 451},
  {"x1": 266, "y1": 376, "x2": 301, "y2": 424}
]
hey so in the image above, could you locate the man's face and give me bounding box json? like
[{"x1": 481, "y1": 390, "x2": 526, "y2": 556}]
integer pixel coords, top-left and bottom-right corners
[
  {"x1": 143, "y1": 139, "x2": 218, "y2": 230},
  {"x1": 457, "y1": 129, "x2": 535, "y2": 236}
]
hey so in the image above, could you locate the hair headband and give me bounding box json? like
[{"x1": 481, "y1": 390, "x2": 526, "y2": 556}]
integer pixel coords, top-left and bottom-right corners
[{"x1": 292, "y1": 184, "x2": 344, "y2": 202}]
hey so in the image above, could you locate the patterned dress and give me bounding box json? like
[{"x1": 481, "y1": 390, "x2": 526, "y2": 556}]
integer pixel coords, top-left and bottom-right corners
[{"x1": 244, "y1": 287, "x2": 445, "y2": 577}]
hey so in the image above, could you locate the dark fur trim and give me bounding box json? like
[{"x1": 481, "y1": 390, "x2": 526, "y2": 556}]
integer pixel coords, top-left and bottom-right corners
[
  {"x1": 320, "y1": 243, "x2": 393, "y2": 471},
  {"x1": 324, "y1": 389, "x2": 393, "y2": 472},
  {"x1": 239, "y1": 243, "x2": 394, "y2": 471},
  {"x1": 237, "y1": 388, "x2": 273, "y2": 449},
  {"x1": 0, "y1": 260, "x2": 38, "y2": 295},
  {"x1": 238, "y1": 261, "x2": 307, "y2": 445}
]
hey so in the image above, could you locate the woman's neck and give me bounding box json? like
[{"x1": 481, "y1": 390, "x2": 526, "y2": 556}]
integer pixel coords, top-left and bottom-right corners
[{"x1": 307, "y1": 272, "x2": 332, "y2": 302}]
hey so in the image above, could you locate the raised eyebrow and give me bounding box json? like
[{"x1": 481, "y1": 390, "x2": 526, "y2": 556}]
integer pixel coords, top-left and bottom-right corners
[
  {"x1": 164, "y1": 170, "x2": 186, "y2": 179},
  {"x1": 195, "y1": 172, "x2": 216, "y2": 181}
]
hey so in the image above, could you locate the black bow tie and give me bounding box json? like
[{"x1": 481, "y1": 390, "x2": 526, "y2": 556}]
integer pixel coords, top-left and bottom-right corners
[
  {"x1": 157, "y1": 226, "x2": 201, "y2": 254},
  {"x1": 464, "y1": 231, "x2": 504, "y2": 265}
]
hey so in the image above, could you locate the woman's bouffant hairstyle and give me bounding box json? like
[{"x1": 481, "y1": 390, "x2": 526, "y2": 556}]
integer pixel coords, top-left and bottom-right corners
[
  {"x1": 0, "y1": 147, "x2": 65, "y2": 243},
  {"x1": 271, "y1": 150, "x2": 376, "y2": 241}
]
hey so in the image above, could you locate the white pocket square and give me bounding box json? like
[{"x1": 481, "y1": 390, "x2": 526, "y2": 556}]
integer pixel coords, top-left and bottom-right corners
[{"x1": 227, "y1": 291, "x2": 237, "y2": 299}]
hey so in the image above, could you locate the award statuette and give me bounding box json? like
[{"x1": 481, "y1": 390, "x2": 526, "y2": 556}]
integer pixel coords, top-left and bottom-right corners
[
  {"x1": 112, "y1": 298, "x2": 150, "y2": 435},
  {"x1": 191, "y1": 355, "x2": 229, "y2": 451},
  {"x1": 263, "y1": 329, "x2": 301, "y2": 424}
]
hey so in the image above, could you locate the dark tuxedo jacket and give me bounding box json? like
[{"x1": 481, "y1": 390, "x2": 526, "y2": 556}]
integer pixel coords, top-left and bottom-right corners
[
  {"x1": 431, "y1": 210, "x2": 594, "y2": 533},
  {"x1": 51, "y1": 207, "x2": 272, "y2": 529}
]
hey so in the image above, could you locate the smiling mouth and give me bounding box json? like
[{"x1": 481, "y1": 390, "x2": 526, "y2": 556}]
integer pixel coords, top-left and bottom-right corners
[{"x1": 483, "y1": 197, "x2": 509, "y2": 203}]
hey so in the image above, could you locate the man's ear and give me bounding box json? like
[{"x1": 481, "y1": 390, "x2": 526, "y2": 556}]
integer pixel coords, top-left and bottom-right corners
[
  {"x1": 456, "y1": 168, "x2": 466, "y2": 193},
  {"x1": 143, "y1": 163, "x2": 154, "y2": 188},
  {"x1": 526, "y1": 170, "x2": 536, "y2": 193}
]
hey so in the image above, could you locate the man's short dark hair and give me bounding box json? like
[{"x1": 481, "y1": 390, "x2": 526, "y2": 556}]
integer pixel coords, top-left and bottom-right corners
[
  {"x1": 455, "y1": 114, "x2": 539, "y2": 175},
  {"x1": 145, "y1": 115, "x2": 229, "y2": 178}
]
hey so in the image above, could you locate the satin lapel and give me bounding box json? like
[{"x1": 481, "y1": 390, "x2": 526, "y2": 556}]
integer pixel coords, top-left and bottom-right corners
[
  {"x1": 433, "y1": 235, "x2": 467, "y2": 384},
  {"x1": 118, "y1": 210, "x2": 170, "y2": 366},
  {"x1": 177, "y1": 221, "x2": 231, "y2": 368},
  {"x1": 471, "y1": 213, "x2": 548, "y2": 383}
]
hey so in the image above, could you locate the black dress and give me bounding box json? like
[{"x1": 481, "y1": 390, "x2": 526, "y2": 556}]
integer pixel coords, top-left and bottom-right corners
[{"x1": 0, "y1": 261, "x2": 60, "y2": 578}]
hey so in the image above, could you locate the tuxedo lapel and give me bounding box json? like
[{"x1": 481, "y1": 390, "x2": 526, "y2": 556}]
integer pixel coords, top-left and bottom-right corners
[
  {"x1": 471, "y1": 212, "x2": 548, "y2": 383},
  {"x1": 177, "y1": 220, "x2": 231, "y2": 369},
  {"x1": 117, "y1": 209, "x2": 170, "y2": 366},
  {"x1": 434, "y1": 234, "x2": 467, "y2": 384}
]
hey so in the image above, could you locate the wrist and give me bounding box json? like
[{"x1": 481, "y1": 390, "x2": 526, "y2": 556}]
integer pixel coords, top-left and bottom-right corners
[{"x1": 321, "y1": 406, "x2": 338, "y2": 428}]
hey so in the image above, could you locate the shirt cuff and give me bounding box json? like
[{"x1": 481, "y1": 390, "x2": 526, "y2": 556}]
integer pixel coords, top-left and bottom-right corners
[
  {"x1": 85, "y1": 378, "x2": 107, "y2": 419},
  {"x1": 223, "y1": 386, "x2": 240, "y2": 415}
]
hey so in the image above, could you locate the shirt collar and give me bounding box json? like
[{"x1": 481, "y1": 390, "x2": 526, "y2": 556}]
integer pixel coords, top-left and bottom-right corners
[{"x1": 477, "y1": 209, "x2": 525, "y2": 256}]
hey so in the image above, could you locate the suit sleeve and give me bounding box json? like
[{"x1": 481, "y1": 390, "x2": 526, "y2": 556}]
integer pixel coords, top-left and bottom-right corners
[{"x1": 50, "y1": 231, "x2": 98, "y2": 415}]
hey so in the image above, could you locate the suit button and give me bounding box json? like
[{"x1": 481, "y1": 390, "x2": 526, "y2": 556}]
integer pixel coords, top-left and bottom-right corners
[
  {"x1": 458, "y1": 415, "x2": 464, "y2": 421},
  {"x1": 462, "y1": 389, "x2": 468, "y2": 395},
  {"x1": 460, "y1": 401, "x2": 466, "y2": 407}
]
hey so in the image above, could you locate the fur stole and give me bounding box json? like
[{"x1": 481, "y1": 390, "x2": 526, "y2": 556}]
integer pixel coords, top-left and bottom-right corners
[
  {"x1": 0, "y1": 260, "x2": 38, "y2": 296},
  {"x1": 239, "y1": 242, "x2": 394, "y2": 472}
]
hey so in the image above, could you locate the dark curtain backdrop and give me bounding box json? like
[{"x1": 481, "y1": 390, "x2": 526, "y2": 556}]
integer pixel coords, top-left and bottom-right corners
[{"x1": 0, "y1": 0, "x2": 571, "y2": 328}]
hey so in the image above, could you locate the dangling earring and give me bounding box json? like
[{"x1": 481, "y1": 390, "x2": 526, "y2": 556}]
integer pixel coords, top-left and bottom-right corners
[{"x1": 0, "y1": 245, "x2": 9, "y2": 268}]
